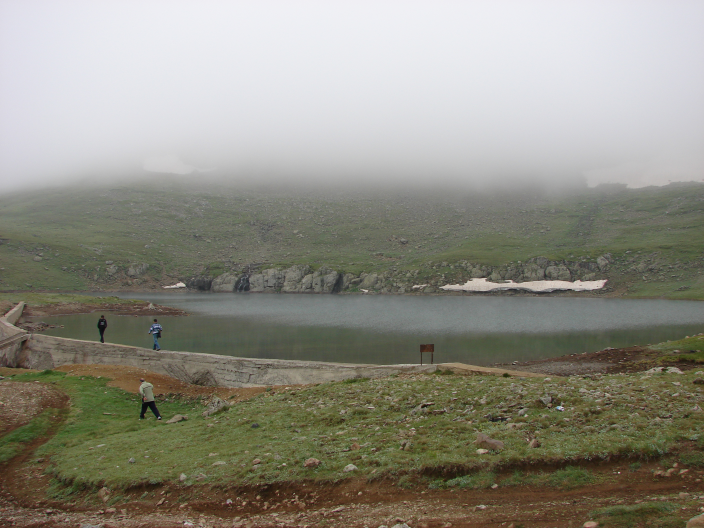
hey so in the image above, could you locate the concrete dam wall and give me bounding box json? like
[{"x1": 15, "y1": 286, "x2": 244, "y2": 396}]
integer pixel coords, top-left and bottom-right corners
[{"x1": 0, "y1": 303, "x2": 436, "y2": 387}]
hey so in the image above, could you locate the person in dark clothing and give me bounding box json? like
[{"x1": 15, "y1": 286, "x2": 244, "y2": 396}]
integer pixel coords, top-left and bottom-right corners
[
  {"x1": 139, "y1": 378, "x2": 162, "y2": 420},
  {"x1": 97, "y1": 315, "x2": 108, "y2": 343}
]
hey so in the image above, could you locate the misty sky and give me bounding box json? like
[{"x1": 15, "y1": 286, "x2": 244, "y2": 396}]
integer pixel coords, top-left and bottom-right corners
[{"x1": 1, "y1": 1, "x2": 703, "y2": 191}]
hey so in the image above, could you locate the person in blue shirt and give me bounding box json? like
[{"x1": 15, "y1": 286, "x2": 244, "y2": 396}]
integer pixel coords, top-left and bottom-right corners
[{"x1": 148, "y1": 319, "x2": 162, "y2": 350}]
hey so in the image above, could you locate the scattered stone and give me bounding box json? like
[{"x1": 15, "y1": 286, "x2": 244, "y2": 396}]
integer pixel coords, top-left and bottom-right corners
[
  {"x1": 528, "y1": 438, "x2": 541, "y2": 449},
  {"x1": 252, "y1": 458, "x2": 261, "y2": 465},
  {"x1": 476, "y1": 449, "x2": 489, "y2": 455},
  {"x1": 128, "y1": 457, "x2": 135, "y2": 464},
  {"x1": 392, "y1": 524, "x2": 411, "y2": 528},
  {"x1": 475, "y1": 433, "x2": 504, "y2": 452},
  {"x1": 212, "y1": 461, "x2": 226, "y2": 466},
  {"x1": 350, "y1": 442, "x2": 361, "y2": 450},
  {"x1": 98, "y1": 487, "x2": 110, "y2": 503},
  {"x1": 105, "y1": 508, "x2": 116, "y2": 514},
  {"x1": 343, "y1": 464, "x2": 358, "y2": 472},
  {"x1": 491, "y1": 483, "x2": 499, "y2": 489},
  {"x1": 251, "y1": 423, "x2": 260, "y2": 428},
  {"x1": 304, "y1": 458, "x2": 321, "y2": 468},
  {"x1": 202, "y1": 397, "x2": 230, "y2": 417},
  {"x1": 166, "y1": 414, "x2": 188, "y2": 423},
  {"x1": 693, "y1": 378, "x2": 704, "y2": 385},
  {"x1": 474, "y1": 504, "x2": 487, "y2": 511},
  {"x1": 584, "y1": 522, "x2": 599, "y2": 528},
  {"x1": 400, "y1": 440, "x2": 412, "y2": 451},
  {"x1": 539, "y1": 395, "x2": 552, "y2": 407}
]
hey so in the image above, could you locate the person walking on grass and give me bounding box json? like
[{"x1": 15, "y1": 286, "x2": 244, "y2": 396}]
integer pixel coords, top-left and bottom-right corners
[
  {"x1": 97, "y1": 315, "x2": 107, "y2": 343},
  {"x1": 139, "y1": 378, "x2": 162, "y2": 420},
  {"x1": 148, "y1": 318, "x2": 162, "y2": 350}
]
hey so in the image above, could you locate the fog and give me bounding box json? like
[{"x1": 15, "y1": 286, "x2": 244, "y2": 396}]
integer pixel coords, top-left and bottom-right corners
[{"x1": 1, "y1": 1, "x2": 703, "y2": 193}]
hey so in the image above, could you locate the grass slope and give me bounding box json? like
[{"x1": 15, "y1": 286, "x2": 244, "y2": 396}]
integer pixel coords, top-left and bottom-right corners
[
  {"x1": 0, "y1": 179, "x2": 703, "y2": 298},
  {"x1": 3, "y1": 362, "x2": 704, "y2": 495}
]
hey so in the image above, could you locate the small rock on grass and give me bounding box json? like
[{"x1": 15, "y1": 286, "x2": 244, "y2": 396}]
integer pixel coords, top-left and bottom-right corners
[
  {"x1": 475, "y1": 433, "x2": 504, "y2": 451},
  {"x1": 583, "y1": 522, "x2": 599, "y2": 528},
  {"x1": 343, "y1": 464, "x2": 358, "y2": 472},
  {"x1": 179, "y1": 473, "x2": 187, "y2": 482},
  {"x1": 166, "y1": 414, "x2": 188, "y2": 423},
  {"x1": 304, "y1": 458, "x2": 321, "y2": 468}
]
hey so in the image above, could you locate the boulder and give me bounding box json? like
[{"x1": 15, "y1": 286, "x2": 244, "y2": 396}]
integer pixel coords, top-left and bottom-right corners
[
  {"x1": 211, "y1": 273, "x2": 237, "y2": 292},
  {"x1": 262, "y1": 268, "x2": 285, "y2": 291},
  {"x1": 597, "y1": 255, "x2": 611, "y2": 271},
  {"x1": 304, "y1": 458, "x2": 321, "y2": 468},
  {"x1": 127, "y1": 263, "x2": 149, "y2": 277},
  {"x1": 687, "y1": 513, "x2": 704, "y2": 528},
  {"x1": 202, "y1": 396, "x2": 230, "y2": 417},
  {"x1": 97, "y1": 487, "x2": 110, "y2": 503},
  {"x1": 248, "y1": 273, "x2": 264, "y2": 292},
  {"x1": 312, "y1": 267, "x2": 341, "y2": 293},
  {"x1": 342, "y1": 273, "x2": 356, "y2": 290},
  {"x1": 186, "y1": 275, "x2": 213, "y2": 291},
  {"x1": 106, "y1": 264, "x2": 118, "y2": 276},
  {"x1": 282, "y1": 265, "x2": 312, "y2": 292},
  {"x1": 359, "y1": 273, "x2": 378, "y2": 289},
  {"x1": 545, "y1": 265, "x2": 571, "y2": 281},
  {"x1": 475, "y1": 433, "x2": 504, "y2": 451}
]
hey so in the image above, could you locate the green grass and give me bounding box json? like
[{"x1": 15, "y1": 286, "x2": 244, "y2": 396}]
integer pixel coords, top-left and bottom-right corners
[
  {"x1": 650, "y1": 334, "x2": 704, "y2": 364},
  {"x1": 0, "y1": 407, "x2": 64, "y2": 463},
  {"x1": 1, "y1": 180, "x2": 703, "y2": 298},
  {"x1": 3, "y1": 363, "x2": 704, "y2": 494},
  {"x1": 0, "y1": 292, "x2": 144, "y2": 308},
  {"x1": 590, "y1": 502, "x2": 682, "y2": 527}
]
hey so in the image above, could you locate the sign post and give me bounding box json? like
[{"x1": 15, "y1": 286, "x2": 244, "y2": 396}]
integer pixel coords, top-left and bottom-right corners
[{"x1": 420, "y1": 344, "x2": 434, "y2": 365}]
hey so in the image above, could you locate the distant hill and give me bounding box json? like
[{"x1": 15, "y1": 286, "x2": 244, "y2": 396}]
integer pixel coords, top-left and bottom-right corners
[{"x1": 0, "y1": 180, "x2": 702, "y2": 299}]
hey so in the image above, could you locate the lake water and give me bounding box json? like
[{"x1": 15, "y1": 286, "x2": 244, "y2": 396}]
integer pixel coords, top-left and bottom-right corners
[{"x1": 34, "y1": 293, "x2": 704, "y2": 366}]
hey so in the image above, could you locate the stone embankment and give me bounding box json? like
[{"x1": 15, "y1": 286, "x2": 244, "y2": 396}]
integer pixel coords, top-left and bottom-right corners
[
  {"x1": 187, "y1": 255, "x2": 614, "y2": 294},
  {"x1": 0, "y1": 303, "x2": 542, "y2": 387}
]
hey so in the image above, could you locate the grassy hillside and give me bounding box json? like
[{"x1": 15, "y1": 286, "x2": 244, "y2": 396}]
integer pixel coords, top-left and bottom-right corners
[
  {"x1": 1, "y1": 359, "x2": 703, "y2": 500},
  {"x1": 0, "y1": 179, "x2": 703, "y2": 298}
]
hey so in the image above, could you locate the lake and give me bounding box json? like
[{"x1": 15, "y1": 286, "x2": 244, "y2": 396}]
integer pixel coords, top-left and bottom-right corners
[{"x1": 34, "y1": 293, "x2": 704, "y2": 366}]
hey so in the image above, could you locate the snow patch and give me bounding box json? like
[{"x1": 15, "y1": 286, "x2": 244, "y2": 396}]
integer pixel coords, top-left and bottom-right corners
[
  {"x1": 440, "y1": 278, "x2": 607, "y2": 293},
  {"x1": 163, "y1": 282, "x2": 186, "y2": 289}
]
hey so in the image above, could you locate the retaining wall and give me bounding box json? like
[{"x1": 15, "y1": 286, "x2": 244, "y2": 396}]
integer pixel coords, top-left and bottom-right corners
[
  {"x1": 12, "y1": 334, "x2": 436, "y2": 386},
  {"x1": 0, "y1": 303, "x2": 436, "y2": 386}
]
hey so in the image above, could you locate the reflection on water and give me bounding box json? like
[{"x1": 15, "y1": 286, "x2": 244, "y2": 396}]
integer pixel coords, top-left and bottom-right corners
[{"x1": 33, "y1": 293, "x2": 704, "y2": 365}]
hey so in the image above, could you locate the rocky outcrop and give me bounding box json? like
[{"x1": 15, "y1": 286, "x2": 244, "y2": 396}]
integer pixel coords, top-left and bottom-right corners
[
  {"x1": 127, "y1": 263, "x2": 149, "y2": 277},
  {"x1": 186, "y1": 275, "x2": 213, "y2": 291},
  {"x1": 211, "y1": 272, "x2": 238, "y2": 292},
  {"x1": 190, "y1": 254, "x2": 620, "y2": 295}
]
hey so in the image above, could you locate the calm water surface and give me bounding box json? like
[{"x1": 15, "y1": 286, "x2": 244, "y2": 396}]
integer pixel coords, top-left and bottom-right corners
[{"x1": 35, "y1": 293, "x2": 704, "y2": 365}]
